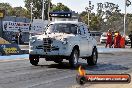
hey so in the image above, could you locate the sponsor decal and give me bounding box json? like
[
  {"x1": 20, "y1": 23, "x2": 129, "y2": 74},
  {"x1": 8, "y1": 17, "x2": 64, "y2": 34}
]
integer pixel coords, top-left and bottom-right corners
[
  {"x1": 0, "y1": 44, "x2": 21, "y2": 55},
  {"x1": 76, "y1": 66, "x2": 131, "y2": 85},
  {"x1": 3, "y1": 21, "x2": 30, "y2": 32},
  {"x1": 3, "y1": 47, "x2": 19, "y2": 54},
  {"x1": 3, "y1": 20, "x2": 47, "y2": 33}
]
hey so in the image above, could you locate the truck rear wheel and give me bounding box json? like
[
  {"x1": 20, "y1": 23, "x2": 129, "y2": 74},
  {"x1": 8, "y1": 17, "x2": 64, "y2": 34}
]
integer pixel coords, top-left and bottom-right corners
[
  {"x1": 87, "y1": 48, "x2": 98, "y2": 66},
  {"x1": 29, "y1": 55, "x2": 39, "y2": 66},
  {"x1": 69, "y1": 49, "x2": 79, "y2": 68}
]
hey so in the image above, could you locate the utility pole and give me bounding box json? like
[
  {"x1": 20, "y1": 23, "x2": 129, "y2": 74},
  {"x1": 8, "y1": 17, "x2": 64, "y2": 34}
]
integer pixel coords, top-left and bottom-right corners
[
  {"x1": 124, "y1": 0, "x2": 131, "y2": 36},
  {"x1": 30, "y1": 2, "x2": 33, "y2": 22},
  {"x1": 85, "y1": 1, "x2": 94, "y2": 27},
  {"x1": 30, "y1": 2, "x2": 33, "y2": 38},
  {"x1": 48, "y1": 0, "x2": 51, "y2": 22},
  {"x1": 42, "y1": 0, "x2": 45, "y2": 20},
  {"x1": 124, "y1": 0, "x2": 127, "y2": 36},
  {"x1": 85, "y1": 7, "x2": 89, "y2": 26}
]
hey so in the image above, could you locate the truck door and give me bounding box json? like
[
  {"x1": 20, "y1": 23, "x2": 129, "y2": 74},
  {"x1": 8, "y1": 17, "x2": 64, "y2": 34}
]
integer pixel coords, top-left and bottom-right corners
[
  {"x1": 84, "y1": 25, "x2": 93, "y2": 55},
  {"x1": 78, "y1": 25, "x2": 89, "y2": 57},
  {"x1": 87, "y1": 32, "x2": 93, "y2": 55}
]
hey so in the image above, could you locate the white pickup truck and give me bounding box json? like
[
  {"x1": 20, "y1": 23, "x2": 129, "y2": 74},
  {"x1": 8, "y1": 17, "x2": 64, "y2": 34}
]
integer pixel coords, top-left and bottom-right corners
[{"x1": 29, "y1": 21, "x2": 98, "y2": 67}]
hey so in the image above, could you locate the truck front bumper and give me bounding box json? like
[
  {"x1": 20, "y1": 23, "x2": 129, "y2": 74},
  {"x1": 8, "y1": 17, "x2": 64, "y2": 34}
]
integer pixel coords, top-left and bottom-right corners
[
  {"x1": 29, "y1": 54, "x2": 70, "y2": 60},
  {"x1": 29, "y1": 48, "x2": 71, "y2": 57}
]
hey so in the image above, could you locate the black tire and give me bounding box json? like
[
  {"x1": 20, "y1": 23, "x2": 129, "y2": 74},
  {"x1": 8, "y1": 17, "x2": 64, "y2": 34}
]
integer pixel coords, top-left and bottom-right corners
[
  {"x1": 54, "y1": 59, "x2": 63, "y2": 64},
  {"x1": 87, "y1": 48, "x2": 98, "y2": 66},
  {"x1": 69, "y1": 49, "x2": 79, "y2": 68},
  {"x1": 29, "y1": 55, "x2": 39, "y2": 66}
]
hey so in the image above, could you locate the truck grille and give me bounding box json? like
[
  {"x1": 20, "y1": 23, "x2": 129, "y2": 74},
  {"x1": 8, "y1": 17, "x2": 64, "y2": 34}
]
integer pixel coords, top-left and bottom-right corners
[
  {"x1": 43, "y1": 38, "x2": 52, "y2": 52},
  {"x1": 36, "y1": 38, "x2": 59, "y2": 52}
]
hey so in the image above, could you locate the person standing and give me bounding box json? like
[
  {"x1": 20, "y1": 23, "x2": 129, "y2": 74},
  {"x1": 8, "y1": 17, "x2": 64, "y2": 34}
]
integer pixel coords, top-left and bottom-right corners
[
  {"x1": 11, "y1": 35, "x2": 17, "y2": 43},
  {"x1": 18, "y1": 29, "x2": 23, "y2": 44},
  {"x1": 114, "y1": 31, "x2": 121, "y2": 48},
  {"x1": 111, "y1": 30, "x2": 115, "y2": 48},
  {"x1": 129, "y1": 31, "x2": 132, "y2": 48},
  {"x1": 15, "y1": 33, "x2": 19, "y2": 44},
  {"x1": 105, "y1": 29, "x2": 112, "y2": 48}
]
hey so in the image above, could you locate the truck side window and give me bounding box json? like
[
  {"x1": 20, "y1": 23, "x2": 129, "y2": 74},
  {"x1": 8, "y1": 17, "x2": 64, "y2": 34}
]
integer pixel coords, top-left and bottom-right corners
[{"x1": 79, "y1": 25, "x2": 85, "y2": 35}]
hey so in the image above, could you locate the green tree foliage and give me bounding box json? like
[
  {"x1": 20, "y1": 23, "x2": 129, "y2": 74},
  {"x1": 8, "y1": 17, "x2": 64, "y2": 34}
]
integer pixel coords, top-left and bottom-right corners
[
  {"x1": 96, "y1": 2, "x2": 122, "y2": 31},
  {"x1": 0, "y1": 3, "x2": 30, "y2": 18},
  {"x1": 79, "y1": 11, "x2": 101, "y2": 31},
  {"x1": 128, "y1": 21, "x2": 132, "y2": 32},
  {"x1": 24, "y1": 0, "x2": 52, "y2": 20},
  {"x1": 90, "y1": 16, "x2": 101, "y2": 30},
  {"x1": 51, "y1": 3, "x2": 70, "y2": 12},
  {"x1": 0, "y1": 3, "x2": 12, "y2": 16},
  {"x1": 79, "y1": 1, "x2": 132, "y2": 33},
  {"x1": 11, "y1": 7, "x2": 30, "y2": 18},
  {"x1": 79, "y1": 11, "x2": 87, "y2": 23}
]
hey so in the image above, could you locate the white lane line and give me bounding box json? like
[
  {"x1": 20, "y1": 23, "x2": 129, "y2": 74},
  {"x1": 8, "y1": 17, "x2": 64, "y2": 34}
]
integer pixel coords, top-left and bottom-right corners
[{"x1": 0, "y1": 58, "x2": 28, "y2": 62}]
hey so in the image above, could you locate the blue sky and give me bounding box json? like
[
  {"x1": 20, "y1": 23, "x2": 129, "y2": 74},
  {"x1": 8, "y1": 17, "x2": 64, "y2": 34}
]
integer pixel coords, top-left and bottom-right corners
[{"x1": 0, "y1": 0, "x2": 132, "y2": 13}]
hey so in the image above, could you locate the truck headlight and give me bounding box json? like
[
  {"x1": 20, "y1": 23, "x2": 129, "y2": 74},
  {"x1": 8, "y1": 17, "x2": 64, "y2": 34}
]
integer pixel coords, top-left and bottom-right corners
[
  {"x1": 32, "y1": 39, "x2": 36, "y2": 43},
  {"x1": 62, "y1": 38, "x2": 68, "y2": 44},
  {"x1": 30, "y1": 38, "x2": 36, "y2": 44}
]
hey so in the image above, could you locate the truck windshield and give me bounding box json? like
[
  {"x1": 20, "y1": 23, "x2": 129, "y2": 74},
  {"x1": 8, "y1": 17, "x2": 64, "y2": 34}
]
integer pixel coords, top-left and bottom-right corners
[{"x1": 46, "y1": 23, "x2": 78, "y2": 34}]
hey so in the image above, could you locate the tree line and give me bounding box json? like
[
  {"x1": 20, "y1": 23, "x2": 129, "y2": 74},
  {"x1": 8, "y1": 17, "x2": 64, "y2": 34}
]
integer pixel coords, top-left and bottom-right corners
[
  {"x1": 0, "y1": 0, "x2": 70, "y2": 20},
  {"x1": 0, "y1": 1, "x2": 132, "y2": 33}
]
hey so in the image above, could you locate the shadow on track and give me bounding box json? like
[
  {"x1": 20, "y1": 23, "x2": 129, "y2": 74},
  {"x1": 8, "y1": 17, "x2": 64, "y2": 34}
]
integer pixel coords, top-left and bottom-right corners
[{"x1": 35, "y1": 62, "x2": 129, "y2": 72}]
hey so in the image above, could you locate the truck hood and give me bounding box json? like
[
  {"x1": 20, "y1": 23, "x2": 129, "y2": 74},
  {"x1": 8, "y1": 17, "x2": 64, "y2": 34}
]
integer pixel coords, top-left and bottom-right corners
[{"x1": 35, "y1": 33, "x2": 75, "y2": 40}]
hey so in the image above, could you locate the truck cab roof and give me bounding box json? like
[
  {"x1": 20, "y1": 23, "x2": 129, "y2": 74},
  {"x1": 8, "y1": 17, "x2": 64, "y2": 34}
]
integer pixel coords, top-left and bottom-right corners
[{"x1": 50, "y1": 21, "x2": 84, "y2": 25}]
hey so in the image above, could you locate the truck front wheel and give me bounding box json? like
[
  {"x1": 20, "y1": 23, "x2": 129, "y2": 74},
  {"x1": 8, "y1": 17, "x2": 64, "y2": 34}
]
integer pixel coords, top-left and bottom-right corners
[
  {"x1": 29, "y1": 55, "x2": 39, "y2": 66},
  {"x1": 69, "y1": 49, "x2": 79, "y2": 68},
  {"x1": 87, "y1": 48, "x2": 98, "y2": 66}
]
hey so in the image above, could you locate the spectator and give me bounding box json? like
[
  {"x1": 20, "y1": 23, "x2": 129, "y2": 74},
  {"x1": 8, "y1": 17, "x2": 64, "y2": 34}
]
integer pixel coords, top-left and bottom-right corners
[
  {"x1": 11, "y1": 35, "x2": 17, "y2": 44},
  {"x1": 111, "y1": 30, "x2": 115, "y2": 48},
  {"x1": 15, "y1": 33, "x2": 19, "y2": 44},
  {"x1": 17, "y1": 29, "x2": 23, "y2": 44},
  {"x1": 105, "y1": 29, "x2": 112, "y2": 48},
  {"x1": 114, "y1": 31, "x2": 121, "y2": 48}
]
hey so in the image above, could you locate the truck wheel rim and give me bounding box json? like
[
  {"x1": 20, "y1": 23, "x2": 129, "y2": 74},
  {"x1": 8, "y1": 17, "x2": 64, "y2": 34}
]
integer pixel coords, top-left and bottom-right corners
[
  {"x1": 73, "y1": 50, "x2": 79, "y2": 65},
  {"x1": 93, "y1": 51, "x2": 97, "y2": 63}
]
